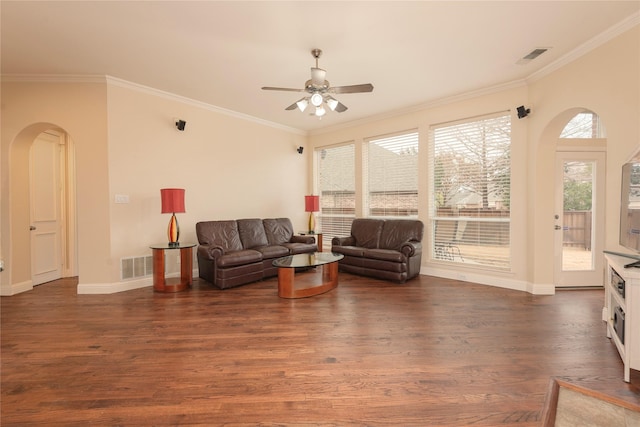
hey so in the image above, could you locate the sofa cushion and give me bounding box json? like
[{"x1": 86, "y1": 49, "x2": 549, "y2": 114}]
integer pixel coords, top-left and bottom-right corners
[
  {"x1": 237, "y1": 218, "x2": 269, "y2": 249},
  {"x1": 254, "y1": 245, "x2": 289, "y2": 259},
  {"x1": 379, "y1": 219, "x2": 424, "y2": 250},
  {"x1": 196, "y1": 220, "x2": 243, "y2": 251},
  {"x1": 332, "y1": 245, "x2": 365, "y2": 257},
  {"x1": 351, "y1": 218, "x2": 384, "y2": 249},
  {"x1": 362, "y1": 248, "x2": 406, "y2": 263},
  {"x1": 263, "y1": 218, "x2": 294, "y2": 245},
  {"x1": 217, "y1": 249, "x2": 263, "y2": 267}
]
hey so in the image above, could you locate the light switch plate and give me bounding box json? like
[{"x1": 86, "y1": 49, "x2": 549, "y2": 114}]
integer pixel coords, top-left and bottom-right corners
[{"x1": 115, "y1": 194, "x2": 130, "y2": 204}]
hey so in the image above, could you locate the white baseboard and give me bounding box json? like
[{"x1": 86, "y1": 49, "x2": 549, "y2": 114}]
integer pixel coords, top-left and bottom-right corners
[
  {"x1": 0, "y1": 280, "x2": 33, "y2": 296},
  {"x1": 77, "y1": 277, "x2": 152, "y2": 294},
  {"x1": 77, "y1": 268, "x2": 199, "y2": 294},
  {"x1": 420, "y1": 265, "x2": 555, "y2": 295}
]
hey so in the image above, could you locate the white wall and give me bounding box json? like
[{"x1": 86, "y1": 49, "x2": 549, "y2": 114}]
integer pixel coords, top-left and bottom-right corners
[
  {"x1": 528, "y1": 25, "x2": 640, "y2": 287},
  {"x1": 2, "y1": 25, "x2": 637, "y2": 295},
  {"x1": 1, "y1": 78, "x2": 308, "y2": 294},
  {"x1": 309, "y1": 25, "x2": 640, "y2": 294},
  {"x1": 1, "y1": 79, "x2": 112, "y2": 294}
]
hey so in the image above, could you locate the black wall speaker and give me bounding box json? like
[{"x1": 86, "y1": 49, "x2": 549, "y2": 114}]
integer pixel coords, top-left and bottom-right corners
[{"x1": 517, "y1": 106, "x2": 530, "y2": 119}]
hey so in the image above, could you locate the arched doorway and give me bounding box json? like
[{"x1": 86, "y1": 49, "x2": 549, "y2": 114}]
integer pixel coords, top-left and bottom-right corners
[{"x1": 9, "y1": 123, "x2": 77, "y2": 294}]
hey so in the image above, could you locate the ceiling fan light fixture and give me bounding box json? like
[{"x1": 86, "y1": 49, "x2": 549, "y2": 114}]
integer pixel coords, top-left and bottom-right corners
[
  {"x1": 262, "y1": 48, "x2": 374, "y2": 118},
  {"x1": 296, "y1": 98, "x2": 308, "y2": 112},
  {"x1": 310, "y1": 93, "x2": 323, "y2": 107},
  {"x1": 326, "y1": 97, "x2": 339, "y2": 111}
]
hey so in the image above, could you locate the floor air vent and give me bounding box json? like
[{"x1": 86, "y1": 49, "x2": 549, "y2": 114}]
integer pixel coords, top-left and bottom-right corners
[{"x1": 121, "y1": 256, "x2": 153, "y2": 280}]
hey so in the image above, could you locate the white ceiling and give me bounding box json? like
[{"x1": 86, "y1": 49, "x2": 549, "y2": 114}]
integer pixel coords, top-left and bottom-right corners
[{"x1": 2, "y1": 1, "x2": 639, "y2": 133}]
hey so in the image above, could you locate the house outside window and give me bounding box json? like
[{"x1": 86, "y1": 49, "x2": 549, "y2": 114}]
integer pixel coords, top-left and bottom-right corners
[
  {"x1": 364, "y1": 131, "x2": 419, "y2": 217},
  {"x1": 429, "y1": 113, "x2": 511, "y2": 270}
]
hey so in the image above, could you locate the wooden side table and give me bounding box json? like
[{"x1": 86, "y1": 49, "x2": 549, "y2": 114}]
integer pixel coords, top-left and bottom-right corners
[
  {"x1": 149, "y1": 243, "x2": 196, "y2": 292},
  {"x1": 300, "y1": 232, "x2": 323, "y2": 252}
]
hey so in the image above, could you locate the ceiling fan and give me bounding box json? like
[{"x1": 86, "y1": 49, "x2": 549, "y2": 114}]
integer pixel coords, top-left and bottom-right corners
[{"x1": 262, "y1": 49, "x2": 374, "y2": 117}]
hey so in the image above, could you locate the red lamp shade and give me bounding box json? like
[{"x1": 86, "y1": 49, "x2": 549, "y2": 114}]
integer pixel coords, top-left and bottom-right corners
[
  {"x1": 304, "y1": 195, "x2": 320, "y2": 234},
  {"x1": 160, "y1": 188, "x2": 185, "y2": 246},
  {"x1": 161, "y1": 188, "x2": 186, "y2": 214},
  {"x1": 305, "y1": 195, "x2": 320, "y2": 212}
]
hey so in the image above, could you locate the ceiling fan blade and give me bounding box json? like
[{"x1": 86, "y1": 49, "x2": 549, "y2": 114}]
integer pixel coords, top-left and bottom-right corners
[
  {"x1": 286, "y1": 97, "x2": 311, "y2": 112},
  {"x1": 334, "y1": 101, "x2": 348, "y2": 113},
  {"x1": 262, "y1": 86, "x2": 305, "y2": 92},
  {"x1": 329, "y1": 83, "x2": 374, "y2": 94}
]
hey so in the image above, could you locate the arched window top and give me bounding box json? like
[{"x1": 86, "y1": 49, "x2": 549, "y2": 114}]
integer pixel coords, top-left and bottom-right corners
[{"x1": 560, "y1": 111, "x2": 603, "y2": 138}]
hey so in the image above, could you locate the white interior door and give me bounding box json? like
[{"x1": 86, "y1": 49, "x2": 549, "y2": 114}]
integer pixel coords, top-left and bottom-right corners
[
  {"x1": 554, "y1": 151, "x2": 605, "y2": 287},
  {"x1": 30, "y1": 132, "x2": 63, "y2": 285}
]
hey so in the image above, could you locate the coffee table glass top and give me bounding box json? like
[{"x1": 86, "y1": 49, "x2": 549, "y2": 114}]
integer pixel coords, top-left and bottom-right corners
[{"x1": 273, "y1": 252, "x2": 343, "y2": 268}]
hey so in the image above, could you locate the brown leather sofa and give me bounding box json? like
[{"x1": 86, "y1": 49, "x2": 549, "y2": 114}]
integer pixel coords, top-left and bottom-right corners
[
  {"x1": 196, "y1": 218, "x2": 317, "y2": 289},
  {"x1": 331, "y1": 218, "x2": 424, "y2": 283}
]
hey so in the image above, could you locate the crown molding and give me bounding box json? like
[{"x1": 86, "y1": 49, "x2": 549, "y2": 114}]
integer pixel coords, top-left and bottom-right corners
[
  {"x1": 311, "y1": 12, "x2": 640, "y2": 136},
  {"x1": 3, "y1": 12, "x2": 637, "y2": 138},
  {"x1": 309, "y1": 79, "x2": 528, "y2": 136},
  {"x1": 1, "y1": 73, "x2": 306, "y2": 136},
  {"x1": 104, "y1": 76, "x2": 306, "y2": 135},
  {"x1": 527, "y1": 11, "x2": 640, "y2": 84}
]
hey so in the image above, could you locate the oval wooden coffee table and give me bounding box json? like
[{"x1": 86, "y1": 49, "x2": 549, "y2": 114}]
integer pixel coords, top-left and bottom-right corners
[{"x1": 272, "y1": 252, "x2": 344, "y2": 299}]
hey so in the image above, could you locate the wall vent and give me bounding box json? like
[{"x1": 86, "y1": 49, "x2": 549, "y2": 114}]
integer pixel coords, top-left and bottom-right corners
[{"x1": 121, "y1": 256, "x2": 153, "y2": 280}]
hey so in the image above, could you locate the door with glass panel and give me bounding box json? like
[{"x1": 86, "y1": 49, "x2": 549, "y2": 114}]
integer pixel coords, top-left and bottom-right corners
[{"x1": 553, "y1": 151, "x2": 605, "y2": 287}]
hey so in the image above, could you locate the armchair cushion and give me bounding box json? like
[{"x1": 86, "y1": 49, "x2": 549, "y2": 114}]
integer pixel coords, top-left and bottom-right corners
[{"x1": 351, "y1": 218, "x2": 384, "y2": 248}]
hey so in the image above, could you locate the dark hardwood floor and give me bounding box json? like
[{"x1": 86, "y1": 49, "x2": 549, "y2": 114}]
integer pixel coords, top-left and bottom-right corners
[{"x1": 2, "y1": 273, "x2": 639, "y2": 426}]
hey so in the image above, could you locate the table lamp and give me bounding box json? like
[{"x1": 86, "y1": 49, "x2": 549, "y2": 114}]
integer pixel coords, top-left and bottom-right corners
[
  {"x1": 305, "y1": 195, "x2": 320, "y2": 234},
  {"x1": 161, "y1": 188, "x2": 185, "y2": 247}
]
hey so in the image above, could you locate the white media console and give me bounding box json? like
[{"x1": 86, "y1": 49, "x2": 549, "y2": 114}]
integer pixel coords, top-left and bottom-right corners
[{"x1": 603, "y1": 252, "x2": 640, "y2": 382}]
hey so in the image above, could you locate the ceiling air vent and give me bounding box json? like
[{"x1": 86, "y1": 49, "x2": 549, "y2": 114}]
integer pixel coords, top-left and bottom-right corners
[{"x1": 517, "y1": 47, "x2": 550, "y2": 65}]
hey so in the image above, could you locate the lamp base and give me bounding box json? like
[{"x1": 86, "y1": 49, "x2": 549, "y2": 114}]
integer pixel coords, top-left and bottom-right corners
[
  {"x1": 167, "y1": 242, "x2": 180, "y2": 248},
  {"x1": 308, "y1": 212, "x2": 315, "y2": 234},
  {"x1": 167, "y1": 213, "x2": 180, "y2": 247}
]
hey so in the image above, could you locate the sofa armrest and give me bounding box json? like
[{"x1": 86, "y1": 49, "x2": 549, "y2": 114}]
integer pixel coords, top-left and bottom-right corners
[
  {"x1": 401, "y1": 240, "x2": 422, "y2": 257},
  {"x1": 198, "y1": 244, "x2": 224, "y2": 260},
  {"x1": 290, "y1": 235, "x2": 315, "y2": 244},
  {"x1": 332, "y1": 236, "x2": 355, "y2": 246}
]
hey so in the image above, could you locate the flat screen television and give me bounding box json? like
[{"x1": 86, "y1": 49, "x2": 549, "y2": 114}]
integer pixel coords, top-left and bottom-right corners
[{"x1": 620, "y1": 161, "x2": 640, "y2": 267}]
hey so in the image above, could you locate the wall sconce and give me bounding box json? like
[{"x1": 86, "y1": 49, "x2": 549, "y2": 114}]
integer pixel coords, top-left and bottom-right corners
[
  {"x1": 175, "y1": 119, "x2": 186, "y2": 131},
  {"x1": 517, "y1": 106, "x2": 531, "y2": 119},
  {"x1": 161, "y1": 188, "x2": 186, "y2": 246},
  {"x1": 297, "y1": 146, "x2": 304, "y2": 154}
]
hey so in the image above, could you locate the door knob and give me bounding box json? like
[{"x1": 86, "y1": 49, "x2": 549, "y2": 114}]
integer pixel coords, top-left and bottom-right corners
[
  {"x1": 554, "y1": 225, "x2": 562, "y2": 230},
  {"x1": 30, "y1": 226, "x2": 36, "y2": 231}
]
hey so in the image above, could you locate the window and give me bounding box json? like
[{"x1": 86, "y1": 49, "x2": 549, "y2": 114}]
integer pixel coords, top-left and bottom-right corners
[
  {"x1": 364, "y1": 131, "x2": 419, "y2": 217},
  {"x1": 317, "y1": 144, "x2": 355, "y2": 249},
  {"x1": 429, "y1": 113, "x2": 511, "y2": 270},
  {"x1": 560, "y1": 112, "x2": 602, "y2": 138}
]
